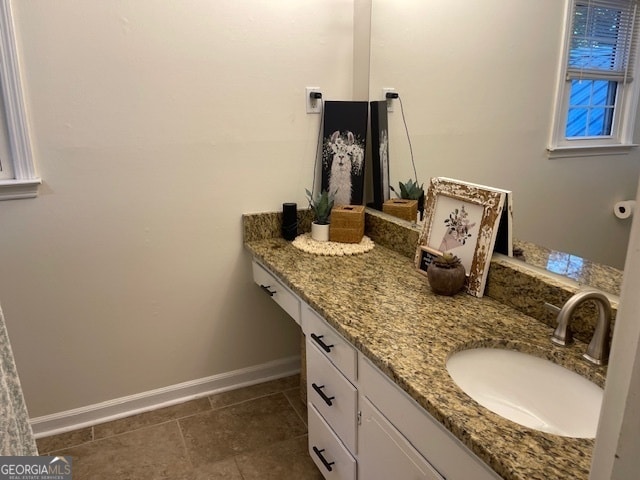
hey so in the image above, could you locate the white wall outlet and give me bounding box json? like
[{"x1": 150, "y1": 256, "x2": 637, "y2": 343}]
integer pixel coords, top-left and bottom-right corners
[
  {"x1": 382, "y1": 87, "x2": 396, "y2": 112},
  {"x1": 306, "y1": 87, "x2": 322, "y2": 114}
]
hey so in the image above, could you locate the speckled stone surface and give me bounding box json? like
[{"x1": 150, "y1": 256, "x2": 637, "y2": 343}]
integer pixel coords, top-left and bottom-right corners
[
  {"x1": 243, "y1": 209, "x2": 619, "y2": 479},
  {"x1": 362, "y1": 209, "x2": 623, "y2": 299},
  {"x1": 514, "y1": 239, "x2": 623, "y2": 296},
  {"x1": 488, "y1": 254, "x2": 618, "y2": 348},
  {"x1": 243, "y1": 207, "x2": 418, "y2": 258},
  {"x1": 0, "y1": 304, "x2": 38, "y2": 455},
  {"x1": 242, "y1": 209, "x2": 313, "y2": 243},
  {"x1": 362, "y1": 209, "x2": 620, "y2": 348},
  {"x1": 364, "y1": 209, "x2": 420, "y2": 259},
  {"x1": 244, "y1": 208, "x2": 619, "y2": 347},
  {"x1": 245, "y1": 237, "x2": 605, "y2": 480}
]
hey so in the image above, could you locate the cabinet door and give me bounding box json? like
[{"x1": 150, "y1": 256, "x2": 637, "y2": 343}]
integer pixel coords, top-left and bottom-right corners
[
  {"x1": 358, "y1": 355, "x2": 501, "y2": 480},
  {"x1": 359, "y1": 396, "x2": 444, "y2": 480}
]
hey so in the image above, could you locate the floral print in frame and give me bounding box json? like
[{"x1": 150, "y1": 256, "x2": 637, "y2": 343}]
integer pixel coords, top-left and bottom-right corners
[{"x1": 415, "y1": 177, "x2": 508, "y2": 298}]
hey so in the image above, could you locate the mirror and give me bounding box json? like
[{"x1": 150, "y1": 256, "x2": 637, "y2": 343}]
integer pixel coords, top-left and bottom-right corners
[{"x1": 364, "y1": 0, "x2": 639, "y2": 294}]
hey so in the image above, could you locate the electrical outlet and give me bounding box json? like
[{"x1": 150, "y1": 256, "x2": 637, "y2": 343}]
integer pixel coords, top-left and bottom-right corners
[
  {"x1": 306, "y1": 87, "x2": 322, "y2": 114},
  {"x1": 382, "y1": 87, "x2": 396, "y2": 112}
]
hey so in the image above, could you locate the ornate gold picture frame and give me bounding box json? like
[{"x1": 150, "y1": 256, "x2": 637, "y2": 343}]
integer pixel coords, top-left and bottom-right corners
[{"x1": 415, "y1": 177, "x2": 507, "y2": 297}]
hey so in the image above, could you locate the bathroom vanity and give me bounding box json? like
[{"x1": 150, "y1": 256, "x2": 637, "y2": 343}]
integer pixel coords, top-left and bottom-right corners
[{"x1": 244, "y1": 211, "x2": 608, "y2": 480}]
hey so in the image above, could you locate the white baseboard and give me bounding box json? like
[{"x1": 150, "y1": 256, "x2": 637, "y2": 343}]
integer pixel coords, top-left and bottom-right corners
[{"x1": 30, "y1": 355, "x2": 301, "y2": 439}]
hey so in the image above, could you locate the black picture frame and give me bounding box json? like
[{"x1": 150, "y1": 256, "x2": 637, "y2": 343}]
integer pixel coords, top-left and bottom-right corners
[
  {"x1": 369, "y1": 101, "x2": 390, "y2": 210},
  {"x1": 322, "y1": 101, "x2": 369, "y2": 206}
]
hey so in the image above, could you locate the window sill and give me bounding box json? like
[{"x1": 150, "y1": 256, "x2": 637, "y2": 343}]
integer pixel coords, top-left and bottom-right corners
[
  {"x1": 547, "y1": 144, "x2": 638, "y2": 159},
  {"x1": 0, "y1": 178, "x2": 41, "y2": 200}
]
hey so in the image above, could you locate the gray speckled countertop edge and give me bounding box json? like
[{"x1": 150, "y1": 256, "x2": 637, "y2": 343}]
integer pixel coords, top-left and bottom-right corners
[
  {"x1": 0, "y1": 304, "x2": 38, "y2": 456},
  {"x1": 245, "y1": 238, "x2": 605, "y2": 480}
]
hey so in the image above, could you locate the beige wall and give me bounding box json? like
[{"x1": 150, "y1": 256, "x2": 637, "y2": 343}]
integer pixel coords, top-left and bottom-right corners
[
  {"x1": 370, "y1": 0, "x2": 640, "y2": 269},
  {"x1": 0, "y1": 0, "x2": 355, "y2": 418}
]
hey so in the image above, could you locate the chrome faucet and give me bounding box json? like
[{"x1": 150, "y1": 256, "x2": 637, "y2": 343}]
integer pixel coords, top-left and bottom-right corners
[{"x1": 546, "y1": 289, "x2": 612, "y2": 365}]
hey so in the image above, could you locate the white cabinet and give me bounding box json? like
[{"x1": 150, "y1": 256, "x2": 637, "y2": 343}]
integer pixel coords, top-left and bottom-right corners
[
  {"x1": 308, "y1": 402, "x2": 357, "y2": 480},
  {"x1": 302, "y1": 305, "x2": 357, "y2": 382},
  {"x1": 306, "y1": 338, "x2": 358, "y2": 453},
  {"x1": 358, "y1": 396, "x2": 444, "y2": 480},
  {"x1": 358, "y1": 355, "x2": 502, "y2": 480},
  {"x1": 304, "y1": 303, "x2": 358, "y2": 477},
  {"x1": 252, "y1": 260, "x2": 301, "y2": 325},
  {"x1": 250, "y1": 259, "x2": 501, "y2": 480}
]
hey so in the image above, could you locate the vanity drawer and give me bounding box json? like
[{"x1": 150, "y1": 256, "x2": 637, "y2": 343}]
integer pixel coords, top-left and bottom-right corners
[
  {"x1": 302, "y1": 305, "x2": 357, "y2": 382},
  {"x1": 252, "y1": 260, "x2": 300, "y2": 325},
  {"x1": 307, "y1": 338, "x2": 357, "y2": 454},
  {"x1": 308, "y1": 402, "x2": 356, "y2": 480}
]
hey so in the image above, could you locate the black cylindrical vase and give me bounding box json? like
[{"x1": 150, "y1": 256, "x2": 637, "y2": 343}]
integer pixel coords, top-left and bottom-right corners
[{"x1": 282, "y1": 203, "x2": 298, "y2": 241}]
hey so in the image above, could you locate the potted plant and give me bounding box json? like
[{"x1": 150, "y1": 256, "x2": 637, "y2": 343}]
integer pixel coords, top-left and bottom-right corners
[
  {"x1": 390, "y1": 178, "x2": 425, "y2": 221},
  {"x1": 391, "y1": 178, "x2": 424, "y2": 201},
  {"x1": 427, "y1": 252, "x2": 466, "y2": 296},
  {"x1": 306, "y1": 188, "x2": 335, "y2": 242}
]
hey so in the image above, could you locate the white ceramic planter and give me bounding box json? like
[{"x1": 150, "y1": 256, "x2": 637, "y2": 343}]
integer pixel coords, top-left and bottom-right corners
[{"x1": 311, "y1": 222, "x2": 330, "y2": 242}]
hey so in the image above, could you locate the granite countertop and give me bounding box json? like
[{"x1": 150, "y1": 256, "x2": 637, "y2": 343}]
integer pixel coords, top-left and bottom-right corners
[
  {"x1": 513, "y1": 239, "x2": 623, "y2": 297},
  {"x1": 245, "y1": 237, "x2": 606, "y2": 480},
  {"x1": 0, "y1": 304, "x2": 38, "y2": 456}
]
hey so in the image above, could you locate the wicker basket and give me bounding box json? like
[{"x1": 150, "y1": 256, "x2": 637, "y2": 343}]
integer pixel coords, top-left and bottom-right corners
[
  {"x1": 329, "y1": 205, "x2": 365, "y2": 243},
  {"x1": 383, "y1": 199, "x2": 418, "y2": 222}
]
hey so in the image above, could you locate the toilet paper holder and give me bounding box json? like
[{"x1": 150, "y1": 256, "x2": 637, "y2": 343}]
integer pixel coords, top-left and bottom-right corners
[{"x1": 614, "y1": 200, "x2": 636, "y2": 219}]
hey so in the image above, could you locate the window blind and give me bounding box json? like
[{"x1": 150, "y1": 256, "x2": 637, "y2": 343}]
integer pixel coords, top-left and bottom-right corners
[{"x1": 567, "y1": 0, "x2": 639, "y2": 82}]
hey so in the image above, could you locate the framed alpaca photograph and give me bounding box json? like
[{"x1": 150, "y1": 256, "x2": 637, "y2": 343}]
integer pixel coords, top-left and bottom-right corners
[
  {"x1": 415, "y1": 177, "x2": 507, "y2": 297},
  {"x1": 322, "y1": 101, "x2": 369, "y2": 206}
]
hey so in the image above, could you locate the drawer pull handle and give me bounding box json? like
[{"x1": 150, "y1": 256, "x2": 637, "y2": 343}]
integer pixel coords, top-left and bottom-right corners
[
  {"x1": 260, "y1": 284, "x2": 276, "y2": 297},
  {"x1": 310, "y1": 333, "x2": 334, "y2": 352},
  {"x1": 312, "y1": 383, "x2": 335, "y2": 406},
  {"x1": 312, "y1": 446, "x2": 335, "y2": 472}
]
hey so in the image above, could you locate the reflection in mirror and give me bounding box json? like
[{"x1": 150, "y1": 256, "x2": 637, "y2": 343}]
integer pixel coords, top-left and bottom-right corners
[
  {"x1": 513, "y1": 239, "x2": 623, "y2": 297},
  {"x1": 376, "y1": 206, "x2": 623, "y2": 297},
  {"x1": 366, "y1": 0, "x2": 640, "y2": 280}
]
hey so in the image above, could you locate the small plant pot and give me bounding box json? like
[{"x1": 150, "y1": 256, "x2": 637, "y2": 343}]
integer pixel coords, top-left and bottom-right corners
[
  {"x1": 427, "y1": 264, "x2": 466, "y2": 296},
  {"x1": 311, "y1": 222, "x2": 330, "y2": 242}
]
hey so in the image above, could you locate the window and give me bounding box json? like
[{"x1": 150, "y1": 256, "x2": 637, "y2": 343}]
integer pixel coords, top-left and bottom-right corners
[
  {"x1": 549, "y1": 0, "x2": 640, "y2": 157},
  {"x1": 0, "y1": 0, "x2": 39, "y2": 200},
  {"x1": 546, "y1": 251, "x2": 586, "y2": 280}
]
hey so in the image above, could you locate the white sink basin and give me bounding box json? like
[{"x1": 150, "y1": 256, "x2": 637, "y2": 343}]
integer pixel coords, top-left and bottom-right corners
[{"x1": 446, "y1": 348, "x2": 603, "y2": 438}]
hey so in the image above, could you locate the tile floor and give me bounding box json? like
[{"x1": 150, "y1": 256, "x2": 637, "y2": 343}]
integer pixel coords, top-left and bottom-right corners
[{"x1": 36, "y1": 375, "x2": 323, "y2": 479}]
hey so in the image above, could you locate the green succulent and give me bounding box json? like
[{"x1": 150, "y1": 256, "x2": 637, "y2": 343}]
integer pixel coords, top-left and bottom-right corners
[
  {"x1": 433, "y1": 252, "x2": 462, "y2": 269},
  {"x1": 305, "y1": 188, "x2": 335, "y2": 225},
  {"x1": 390, "y1": 179, "x2": 424, "y2": 200}
]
